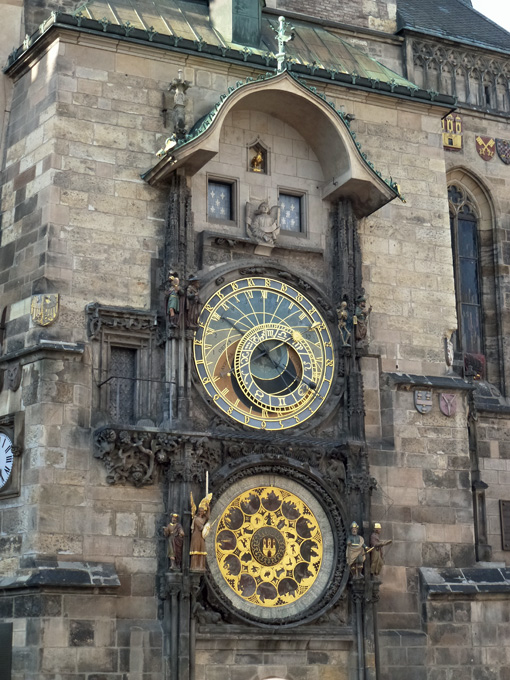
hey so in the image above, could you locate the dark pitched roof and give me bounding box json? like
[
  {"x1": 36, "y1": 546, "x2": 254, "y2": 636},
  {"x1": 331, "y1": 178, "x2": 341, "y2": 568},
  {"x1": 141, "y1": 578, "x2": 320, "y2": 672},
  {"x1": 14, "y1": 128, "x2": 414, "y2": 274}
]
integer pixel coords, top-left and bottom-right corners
[{"x1": 397, "y1": 0, "x2": 510, "y2": 52}]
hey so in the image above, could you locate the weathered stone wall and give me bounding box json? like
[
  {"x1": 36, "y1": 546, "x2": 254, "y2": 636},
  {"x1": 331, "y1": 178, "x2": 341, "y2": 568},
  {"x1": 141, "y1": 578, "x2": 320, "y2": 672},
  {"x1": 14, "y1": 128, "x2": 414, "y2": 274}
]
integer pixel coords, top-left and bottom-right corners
[
  {"x1": 273, "y1": 0, "x2": 397, "y2": 33},
  {"x1": 2, "y1": 589, "x2": 163, "y2": 678},
  {"x1": 196, "y1": 635, "x2": 353, "y2": 680},
  {"x1": 369, "y1": 381, "x2": 474, "y2": 630}
]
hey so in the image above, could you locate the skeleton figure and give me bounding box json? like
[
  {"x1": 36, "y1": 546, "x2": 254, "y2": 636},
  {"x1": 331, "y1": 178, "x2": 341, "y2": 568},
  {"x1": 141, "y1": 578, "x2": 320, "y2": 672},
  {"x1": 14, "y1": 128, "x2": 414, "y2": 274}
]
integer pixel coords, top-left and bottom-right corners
[{"x1": 246, "y1": 201, "x2": 280, "y2": 245}]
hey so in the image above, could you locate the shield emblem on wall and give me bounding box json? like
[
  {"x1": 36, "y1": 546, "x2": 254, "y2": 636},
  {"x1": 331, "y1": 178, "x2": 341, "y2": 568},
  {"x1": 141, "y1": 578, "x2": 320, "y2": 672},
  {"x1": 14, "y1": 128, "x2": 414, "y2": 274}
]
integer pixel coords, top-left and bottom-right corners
[
  {"x1": 439, "y1": 393, "x2": 457, "y2": 417},
  {"x1": 496, "y1": 139, "x2": 510, "y2": 165},
  {"x1": 414, "y1": 390, "x2": 432, "y2": 414},
  {"x1": 30, "y1": 294, "x2": 59, "y2": 326},
  {"x1": 475, "y1": 135, "x2": 495, "y2": 161}
]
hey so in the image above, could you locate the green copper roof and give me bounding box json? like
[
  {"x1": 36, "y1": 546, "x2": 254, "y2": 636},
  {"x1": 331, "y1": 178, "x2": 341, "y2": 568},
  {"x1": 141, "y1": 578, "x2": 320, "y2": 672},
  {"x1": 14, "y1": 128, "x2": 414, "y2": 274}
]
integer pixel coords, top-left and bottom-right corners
[
  {"x1": 15, "y1": 0, "x2": 414, "y2": 88},
  {"x1": 149, "y1": 69, "x2": 405, "y2": 202}
]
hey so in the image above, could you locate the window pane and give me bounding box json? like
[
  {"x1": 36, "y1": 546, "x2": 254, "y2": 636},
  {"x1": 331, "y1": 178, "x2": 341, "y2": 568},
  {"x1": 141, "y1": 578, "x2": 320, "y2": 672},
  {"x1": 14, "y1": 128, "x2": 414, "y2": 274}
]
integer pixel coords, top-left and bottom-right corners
[
  {"x1": 461, "y1": 304, "x2": 482, "y2": 354},
  {"x1": 109, "y1": 347, "x2": 136, "y2": 423},
  {"x1": 458, "y1": 216, "x2": 478, "y2": 258},
  {"x1": 208, "y1": 181, "x2": 232, "y2": 220},
  {"x1": 279, "y1": 194, "x2": 302, "y2": 232},
  {"x1": 459, "y1": 257, "x2": 480, "y2": 304}
]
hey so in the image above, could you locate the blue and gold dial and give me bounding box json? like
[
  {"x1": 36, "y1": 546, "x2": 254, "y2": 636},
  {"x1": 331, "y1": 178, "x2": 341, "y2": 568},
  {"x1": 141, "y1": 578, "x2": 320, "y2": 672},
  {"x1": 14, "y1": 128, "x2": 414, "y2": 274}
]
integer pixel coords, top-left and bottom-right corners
[{"x1": 193, "y1": 277, "x2": 334, "y2": 430}]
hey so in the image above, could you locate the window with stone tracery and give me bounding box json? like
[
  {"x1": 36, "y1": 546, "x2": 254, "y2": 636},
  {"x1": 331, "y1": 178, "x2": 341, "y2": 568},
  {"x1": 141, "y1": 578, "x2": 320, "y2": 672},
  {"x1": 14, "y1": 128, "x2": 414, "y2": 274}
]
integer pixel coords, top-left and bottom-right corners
[{"x1": 448, "y1": 184, "x2": 484, "y2": 369}]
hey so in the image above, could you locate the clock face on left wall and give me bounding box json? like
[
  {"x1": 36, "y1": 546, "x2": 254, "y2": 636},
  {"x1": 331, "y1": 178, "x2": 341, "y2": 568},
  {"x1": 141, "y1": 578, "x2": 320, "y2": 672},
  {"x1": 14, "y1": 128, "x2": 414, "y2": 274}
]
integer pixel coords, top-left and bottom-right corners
[
  {"x1": 0, "y1": 432, "x2": 14, "y2": 490},
  {"x1": 193, "y1": 277, "x2": 334, "y2": 430}
]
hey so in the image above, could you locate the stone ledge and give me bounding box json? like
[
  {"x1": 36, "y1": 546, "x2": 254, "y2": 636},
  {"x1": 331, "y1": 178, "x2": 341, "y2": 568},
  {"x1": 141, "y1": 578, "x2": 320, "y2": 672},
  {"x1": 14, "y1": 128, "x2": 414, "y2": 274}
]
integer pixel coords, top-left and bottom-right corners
[
  {"x1": 382, "y1": 373, "x2": 474, "y2": 391},
  {"x1": 0, "y1": 340, "x2": 85, "y2": 366},
  {"x1": 200, "y1": 230, "x2": 324, "y2": 257},
  {"x1": 0, "y1": 560, "x2": 120, "y2": 590},
  {"x1": 420, "y1": 566, "x2": 510, "y2": 597}
]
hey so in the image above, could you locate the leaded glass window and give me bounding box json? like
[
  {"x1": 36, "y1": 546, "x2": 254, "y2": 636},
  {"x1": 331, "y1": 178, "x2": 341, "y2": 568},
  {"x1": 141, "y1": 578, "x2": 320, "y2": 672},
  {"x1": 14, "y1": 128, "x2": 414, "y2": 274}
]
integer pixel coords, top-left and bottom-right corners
[
  {"x1": 279, "y1": 193, "x2": 302, "y2": 232},
  {"x1": 208, "y1": 181, "x2": 233, "y2": 221},
  {"x1": 448, "y1": 184, "x2": 482, "y2": 355},
  {"x1": 109, "y1": 346, "x2": 137, "y2": 423}
]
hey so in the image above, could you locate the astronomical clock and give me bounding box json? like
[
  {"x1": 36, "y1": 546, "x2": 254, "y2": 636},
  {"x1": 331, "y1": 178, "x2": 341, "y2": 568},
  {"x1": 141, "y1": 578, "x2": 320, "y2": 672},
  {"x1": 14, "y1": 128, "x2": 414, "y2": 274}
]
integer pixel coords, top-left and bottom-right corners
[
  {"x1": 191, "y1": 270, "x2": 349, "y2": 626},
  {"x1": 193, "y1": 276, "x2": 334, "y2": 430}
]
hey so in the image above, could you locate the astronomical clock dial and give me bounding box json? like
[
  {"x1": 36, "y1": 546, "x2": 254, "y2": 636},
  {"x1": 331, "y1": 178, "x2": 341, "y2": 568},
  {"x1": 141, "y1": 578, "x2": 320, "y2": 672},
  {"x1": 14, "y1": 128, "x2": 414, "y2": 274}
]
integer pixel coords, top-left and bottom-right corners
[
  {"x1": 193, "y1": 277, "x2": 334, "y2": 429},
  {"x1": 0, "y1": 432, "x2": 14, "y2": 490}
]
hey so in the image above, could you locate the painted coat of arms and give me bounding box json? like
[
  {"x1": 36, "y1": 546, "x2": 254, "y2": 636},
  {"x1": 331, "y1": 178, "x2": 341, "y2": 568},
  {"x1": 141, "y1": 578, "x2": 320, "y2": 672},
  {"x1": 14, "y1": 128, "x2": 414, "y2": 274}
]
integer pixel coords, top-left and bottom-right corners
[
  {"x1": 496, "y1": 139, "x2": 510, "y2": 165},
  {"x1": 414, "y1": 390, "x2": 432, "y2": 414},
  {"x1": 30, "y1": 294, "x2": 59, "y2": 326},
  {"x1": 439, "y1": 393, "x2": 457, "y2": 417},
  {"x1": 475, "y1": 135, "x2": 495, "y2": 161}
]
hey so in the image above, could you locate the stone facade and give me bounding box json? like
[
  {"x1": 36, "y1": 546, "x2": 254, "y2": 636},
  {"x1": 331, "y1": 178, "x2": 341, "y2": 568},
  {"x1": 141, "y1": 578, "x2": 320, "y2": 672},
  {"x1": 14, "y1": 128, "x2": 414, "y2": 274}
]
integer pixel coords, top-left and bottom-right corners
[{"x1": 0, "y1": 1, "x2": 509, "y2": 680}]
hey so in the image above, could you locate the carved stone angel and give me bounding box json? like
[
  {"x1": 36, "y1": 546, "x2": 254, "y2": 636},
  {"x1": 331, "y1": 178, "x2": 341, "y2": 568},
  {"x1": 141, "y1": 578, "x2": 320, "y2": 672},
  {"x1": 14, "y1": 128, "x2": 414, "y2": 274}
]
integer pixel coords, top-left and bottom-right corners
[{"x1": 246, "y1": 201, "x2": 280, "y2": 245}]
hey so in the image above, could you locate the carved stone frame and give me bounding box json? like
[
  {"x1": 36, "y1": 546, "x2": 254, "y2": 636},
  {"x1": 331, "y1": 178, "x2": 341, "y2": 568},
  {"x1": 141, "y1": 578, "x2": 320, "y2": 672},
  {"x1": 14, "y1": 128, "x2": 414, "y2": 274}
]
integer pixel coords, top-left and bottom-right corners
[{"x1": 86, "y1": 304, "x2": 162, "y2": 427}]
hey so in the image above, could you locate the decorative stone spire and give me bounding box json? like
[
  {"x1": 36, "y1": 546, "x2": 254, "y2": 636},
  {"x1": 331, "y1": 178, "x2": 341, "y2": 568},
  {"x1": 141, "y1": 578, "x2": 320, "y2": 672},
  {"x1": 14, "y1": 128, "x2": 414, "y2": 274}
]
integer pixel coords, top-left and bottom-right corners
[{"x1": 273, "y1": 16, "x2": 294, "y2": 73}]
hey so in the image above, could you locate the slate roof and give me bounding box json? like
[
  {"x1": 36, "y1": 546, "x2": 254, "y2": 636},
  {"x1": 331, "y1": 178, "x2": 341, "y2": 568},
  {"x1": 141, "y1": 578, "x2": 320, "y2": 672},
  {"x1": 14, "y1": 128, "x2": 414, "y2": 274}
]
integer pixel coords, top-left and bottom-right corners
[{"x1": 397, "y1": 0, "x2": 510, "y2": 52}]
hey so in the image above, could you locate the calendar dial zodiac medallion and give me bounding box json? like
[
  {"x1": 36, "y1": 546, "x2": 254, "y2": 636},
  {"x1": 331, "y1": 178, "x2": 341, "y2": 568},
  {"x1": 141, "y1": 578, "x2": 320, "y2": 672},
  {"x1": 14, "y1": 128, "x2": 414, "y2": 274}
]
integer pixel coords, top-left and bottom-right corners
[
  {"x1": 193, "y1": 277, "x2": 334, "y2": 430},
  {"x1": 215, "y1": 486, "x2": 323, "y2": 607}
]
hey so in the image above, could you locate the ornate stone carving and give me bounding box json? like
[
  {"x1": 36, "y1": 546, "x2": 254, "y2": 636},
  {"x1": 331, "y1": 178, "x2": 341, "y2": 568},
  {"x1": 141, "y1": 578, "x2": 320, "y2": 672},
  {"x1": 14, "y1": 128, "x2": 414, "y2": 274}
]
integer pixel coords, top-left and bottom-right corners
[
  {"x1": 86, "y1": 303, "x2": 157, "y2": 340},
  {"x1": 4, "y1": 364, "x2": 21, "y2": 392},
  {"x1": 93, "y1": 428, "x2": 180, "y2": 486},
  {"x1": 411, "y1": 37, "x2": 510, "y2": 111},
  {"x1": 246, "y1": 201, "x2": 280, "y2": 245}
]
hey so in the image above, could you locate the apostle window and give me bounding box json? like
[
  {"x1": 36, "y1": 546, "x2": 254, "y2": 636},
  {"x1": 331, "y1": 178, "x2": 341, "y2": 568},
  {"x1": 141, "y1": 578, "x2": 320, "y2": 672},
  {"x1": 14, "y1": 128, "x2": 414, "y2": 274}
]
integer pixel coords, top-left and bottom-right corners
[
  {"x1": 279, "y1": 191, "x2": 304, "y2": 233},
  {"x1": 207, "y1": 179, "x2": 236, "y2": 224}
]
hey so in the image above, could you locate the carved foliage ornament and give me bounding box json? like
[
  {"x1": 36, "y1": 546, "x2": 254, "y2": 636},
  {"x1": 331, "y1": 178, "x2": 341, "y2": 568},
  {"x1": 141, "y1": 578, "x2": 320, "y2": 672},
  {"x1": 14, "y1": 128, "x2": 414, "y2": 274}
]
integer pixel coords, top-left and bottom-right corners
[
  {"x1": 93, "y1": 427, "x2": 352, "y2": 489},
  {"x1": 86, "y1": 303, "x2": 158, "y2": 340}
]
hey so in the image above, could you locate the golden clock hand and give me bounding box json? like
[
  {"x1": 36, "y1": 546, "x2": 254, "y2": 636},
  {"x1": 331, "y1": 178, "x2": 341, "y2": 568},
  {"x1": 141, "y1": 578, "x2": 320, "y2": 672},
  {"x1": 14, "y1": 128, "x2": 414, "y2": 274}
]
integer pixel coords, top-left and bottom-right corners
[
  {"x1": 252, "y1": 339, "x2": 287, "y2": 361},
  {"x1": 220, "y1": 316, "x2": 250, "y2": 335}
]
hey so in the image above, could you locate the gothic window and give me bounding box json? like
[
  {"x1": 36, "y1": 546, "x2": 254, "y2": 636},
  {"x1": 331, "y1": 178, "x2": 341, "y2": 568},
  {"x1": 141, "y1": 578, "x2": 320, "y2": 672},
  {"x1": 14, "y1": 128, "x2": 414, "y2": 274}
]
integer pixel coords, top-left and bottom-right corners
[
  {"x1": 207, "y1": 179, "x2": 236, "y2": 223},
  {"x1": 279, "y1": 191, "x2": 304, "y2": 233},
  {"x1": 448, "y1": 184, "x2": 483, "y2": 357},
  {"x1": 109, "y1": 346, "x2": 137, "y2": 423}
]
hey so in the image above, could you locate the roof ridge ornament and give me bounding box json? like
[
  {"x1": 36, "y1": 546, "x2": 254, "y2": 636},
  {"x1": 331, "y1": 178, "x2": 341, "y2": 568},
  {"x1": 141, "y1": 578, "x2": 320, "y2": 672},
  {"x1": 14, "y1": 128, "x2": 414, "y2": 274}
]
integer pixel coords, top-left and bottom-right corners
[{"x1": 272, "y1": 16, "x2": 294, "y2": 73}]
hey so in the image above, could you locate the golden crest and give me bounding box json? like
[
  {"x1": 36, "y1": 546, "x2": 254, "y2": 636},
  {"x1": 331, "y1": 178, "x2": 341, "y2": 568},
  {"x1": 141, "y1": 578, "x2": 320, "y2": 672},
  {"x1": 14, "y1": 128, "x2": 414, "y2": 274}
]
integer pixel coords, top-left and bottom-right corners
[
  {"x1": 442, "y1": 114, "x2": 462, "y2": 151},
  {"x1": 30, "y1": 294, "x2": 59, "y2": 326},
  {"x1": 475, "y1": 135, "x2": 495, "y2": 161}
]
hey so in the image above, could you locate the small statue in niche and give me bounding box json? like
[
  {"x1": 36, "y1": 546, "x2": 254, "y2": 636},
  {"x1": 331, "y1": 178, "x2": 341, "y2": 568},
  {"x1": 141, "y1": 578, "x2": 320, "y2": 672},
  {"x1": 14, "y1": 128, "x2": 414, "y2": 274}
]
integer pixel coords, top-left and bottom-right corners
[
  {"x1": 337, "y1": 300, "x2": 351, "y2": 347},
  {"x1": 346, "y1": 521, "x2": 366, "y2": 578},
  {"x1": 370, "y1": 522, "x2": 392, "y2": 577},
  {"x1": 166, "y1": 272, "x2": 182, "y2": 327},
  {"x1": 163, "y1": 513, "x2": 185, "y2": 571},
  {"x1": 190, "y1": 492, "x2": 212, "y2": 572},
  {"x1": 250, "y1": 148, "x2": 264, "y2": 173},
  {"x1": 186, "y1": 276, "x2": 201, "y2": 329},
  {"x1": 246, "y1": 201, "x2": 280, "y2": 245},
  {"x1": 353, "y1": 294, "x2": 372, "y2": 346}
]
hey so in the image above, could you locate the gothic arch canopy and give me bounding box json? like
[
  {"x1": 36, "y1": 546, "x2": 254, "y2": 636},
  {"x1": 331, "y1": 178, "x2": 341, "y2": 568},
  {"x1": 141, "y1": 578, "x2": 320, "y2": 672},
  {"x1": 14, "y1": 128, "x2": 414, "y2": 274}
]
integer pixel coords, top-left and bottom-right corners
[{"x1": 143, "y1": 70, "x2": 401, "y2": 217}]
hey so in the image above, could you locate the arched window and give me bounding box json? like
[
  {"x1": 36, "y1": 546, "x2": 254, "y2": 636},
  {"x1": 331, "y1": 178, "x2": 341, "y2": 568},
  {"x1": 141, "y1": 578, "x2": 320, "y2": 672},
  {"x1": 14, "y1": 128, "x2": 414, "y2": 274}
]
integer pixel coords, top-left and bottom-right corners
[{"x1": 448, "y1": 184, "x2": 483, "y2": 358}]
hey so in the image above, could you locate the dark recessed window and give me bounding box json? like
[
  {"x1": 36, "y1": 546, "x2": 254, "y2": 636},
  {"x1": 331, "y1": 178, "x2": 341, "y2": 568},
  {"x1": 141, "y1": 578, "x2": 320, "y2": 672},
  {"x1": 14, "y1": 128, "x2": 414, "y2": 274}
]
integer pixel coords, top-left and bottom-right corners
[
  {"x1": 449, "y1": 184, "x2": 482, "y2": 356},
  {"x1": 208, "y1": 180, "x2": 234, "y2": 222},
  {"x1": 109, "y1": 346, "x2": 137, "y2": 424},
  {"x1": 279, "y1": 192, "x2": 303, "y2": 232}
]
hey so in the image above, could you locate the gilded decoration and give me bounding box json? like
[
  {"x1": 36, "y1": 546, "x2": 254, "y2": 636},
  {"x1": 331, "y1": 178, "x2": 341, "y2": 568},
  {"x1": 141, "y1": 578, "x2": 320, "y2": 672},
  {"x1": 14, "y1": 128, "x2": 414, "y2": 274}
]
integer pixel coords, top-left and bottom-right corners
[
  {"x1": 215, "y1": 486, "x2": 322, "y2": 607},
  {"x1": 194, "y1": 277, "x2": 334, "y2": 430},
  {"x1": 30, "y1": 294, "x2": 59, "y2": 326}
]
